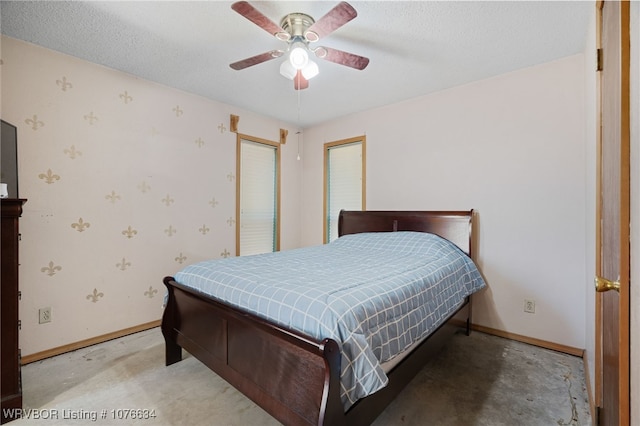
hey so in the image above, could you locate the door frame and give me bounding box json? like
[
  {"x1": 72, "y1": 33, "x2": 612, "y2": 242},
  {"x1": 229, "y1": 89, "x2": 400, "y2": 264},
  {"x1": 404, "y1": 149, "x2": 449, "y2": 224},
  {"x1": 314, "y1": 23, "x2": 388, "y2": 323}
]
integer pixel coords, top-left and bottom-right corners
[{"x1": 594, "y1": 1, "x2": 631, "y2": 424}]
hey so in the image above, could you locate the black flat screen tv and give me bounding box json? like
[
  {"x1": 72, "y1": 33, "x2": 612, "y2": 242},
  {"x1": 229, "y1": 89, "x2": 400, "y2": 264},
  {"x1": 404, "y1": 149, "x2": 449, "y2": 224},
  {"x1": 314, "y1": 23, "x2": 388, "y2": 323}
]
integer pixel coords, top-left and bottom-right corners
[{"x1": 1, "y1": 119, "x2": 19, "y2": 198}]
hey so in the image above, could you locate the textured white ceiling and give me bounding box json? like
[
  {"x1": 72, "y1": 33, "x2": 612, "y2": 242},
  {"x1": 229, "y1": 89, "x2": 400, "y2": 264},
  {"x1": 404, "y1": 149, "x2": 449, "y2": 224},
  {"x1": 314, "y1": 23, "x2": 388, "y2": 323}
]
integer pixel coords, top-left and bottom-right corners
[{"x1": 1, "y1": 1, "x2": 592, "y2": 128}]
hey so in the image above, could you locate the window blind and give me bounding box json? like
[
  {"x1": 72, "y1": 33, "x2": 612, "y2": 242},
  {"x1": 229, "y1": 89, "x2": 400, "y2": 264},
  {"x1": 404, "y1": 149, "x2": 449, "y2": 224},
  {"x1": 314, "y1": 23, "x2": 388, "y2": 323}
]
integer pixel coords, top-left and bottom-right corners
[
  {"x1": 327, "y1": 142, "x2": 363, "y2": 242},
  {"x1": 239, "y1": 139, "x2": 277, "y2": 255}
]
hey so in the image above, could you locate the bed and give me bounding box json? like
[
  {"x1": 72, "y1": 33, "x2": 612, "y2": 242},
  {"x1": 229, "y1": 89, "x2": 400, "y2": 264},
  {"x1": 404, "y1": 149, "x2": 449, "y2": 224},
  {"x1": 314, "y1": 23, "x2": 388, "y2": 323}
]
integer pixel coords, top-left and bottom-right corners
[{"x1": 162, "y1": 210, "x2": 485, "y2": 425}]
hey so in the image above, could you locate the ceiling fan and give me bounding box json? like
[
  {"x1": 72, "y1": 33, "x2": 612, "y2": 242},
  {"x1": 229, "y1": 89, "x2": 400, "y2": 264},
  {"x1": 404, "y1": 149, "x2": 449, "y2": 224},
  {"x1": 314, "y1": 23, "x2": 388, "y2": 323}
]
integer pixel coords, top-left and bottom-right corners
[{"x1": 229, "y1": 1, "x2": 369, "y2": 90}]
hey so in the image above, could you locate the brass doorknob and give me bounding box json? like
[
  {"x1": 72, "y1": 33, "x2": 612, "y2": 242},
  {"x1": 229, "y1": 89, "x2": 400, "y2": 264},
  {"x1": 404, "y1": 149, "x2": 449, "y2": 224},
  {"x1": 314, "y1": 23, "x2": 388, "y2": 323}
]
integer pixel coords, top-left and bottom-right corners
[{"x1": 595, "y1": 276, "x2": 620, "y2": 292}]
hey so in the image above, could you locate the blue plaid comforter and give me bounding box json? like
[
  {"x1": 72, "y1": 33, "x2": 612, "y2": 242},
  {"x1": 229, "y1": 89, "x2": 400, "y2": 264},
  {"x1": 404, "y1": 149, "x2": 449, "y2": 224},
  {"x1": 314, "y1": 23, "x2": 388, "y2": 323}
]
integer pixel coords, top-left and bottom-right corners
[{"x1": 174, "y1": 231, "x2": 486, "y2": 408}]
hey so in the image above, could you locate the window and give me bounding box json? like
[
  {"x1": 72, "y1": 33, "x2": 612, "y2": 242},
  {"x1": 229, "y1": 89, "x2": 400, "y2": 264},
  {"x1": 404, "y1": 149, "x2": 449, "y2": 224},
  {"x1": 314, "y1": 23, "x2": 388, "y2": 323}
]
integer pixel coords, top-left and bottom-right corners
[
  {"x1": 324, "y1": 136, "x2": 366, "y2": 243},
  {"x1": 236, "y1": 134, "x2": 280, "y2": 256}
]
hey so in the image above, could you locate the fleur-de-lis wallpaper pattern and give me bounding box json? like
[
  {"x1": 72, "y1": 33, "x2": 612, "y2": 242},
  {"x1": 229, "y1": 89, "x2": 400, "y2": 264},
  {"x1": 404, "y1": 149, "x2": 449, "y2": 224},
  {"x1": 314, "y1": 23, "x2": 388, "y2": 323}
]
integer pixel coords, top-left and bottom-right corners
[{"x1": 2, "y1": 36, "x2": 297, "y2": 357}]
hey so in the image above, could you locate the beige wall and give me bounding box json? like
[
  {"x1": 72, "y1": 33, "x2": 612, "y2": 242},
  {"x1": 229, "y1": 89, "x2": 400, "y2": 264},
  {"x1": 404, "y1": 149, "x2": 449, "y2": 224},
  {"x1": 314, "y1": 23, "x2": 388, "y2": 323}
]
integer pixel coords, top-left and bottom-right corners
[
  {"x1": 1, "y1": 36, "x2": 302, "y2": 356},
  {"x1": 301, "y1": 55, "x2": 589, "y2": 350}
]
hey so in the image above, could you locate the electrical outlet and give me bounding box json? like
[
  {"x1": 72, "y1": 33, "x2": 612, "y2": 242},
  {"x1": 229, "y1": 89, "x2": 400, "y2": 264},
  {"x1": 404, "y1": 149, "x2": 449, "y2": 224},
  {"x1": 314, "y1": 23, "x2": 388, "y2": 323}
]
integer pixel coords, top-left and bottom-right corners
[
  {"x1": 39, "y1": 307, "x2": 52, "y2": 324},
  {"x1": 524, "y1": 299, "x2": 535, "y2": 314}
]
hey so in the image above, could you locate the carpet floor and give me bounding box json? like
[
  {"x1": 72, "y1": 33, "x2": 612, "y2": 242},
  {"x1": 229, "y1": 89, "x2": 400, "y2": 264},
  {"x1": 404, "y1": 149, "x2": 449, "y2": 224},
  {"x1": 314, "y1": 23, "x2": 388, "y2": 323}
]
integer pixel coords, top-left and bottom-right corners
[{"x1": 10, "y1": 327, "x2": 591, "y2": 425}]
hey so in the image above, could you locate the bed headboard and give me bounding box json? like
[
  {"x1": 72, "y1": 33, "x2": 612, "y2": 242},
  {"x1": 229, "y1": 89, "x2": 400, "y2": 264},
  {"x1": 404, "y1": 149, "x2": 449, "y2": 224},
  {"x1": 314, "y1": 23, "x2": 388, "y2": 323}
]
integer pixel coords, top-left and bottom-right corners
[{"x1": 338, "y1": 210, "x2": 476, "y2": 258}]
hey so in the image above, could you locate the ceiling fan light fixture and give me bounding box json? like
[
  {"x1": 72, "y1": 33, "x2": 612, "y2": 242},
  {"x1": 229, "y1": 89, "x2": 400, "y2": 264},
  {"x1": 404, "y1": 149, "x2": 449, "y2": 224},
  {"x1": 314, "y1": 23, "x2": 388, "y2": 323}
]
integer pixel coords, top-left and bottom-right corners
[
  {"x1": 289, "y1": 43, "x2": 309, "y2": 69},
  {"x1": 279, "y1": 60, "x2": 297, "y2": 80},
  {"x1": 301, "y1": 60, "x2": 319, "y2": 80},
  {"x1": 230, "y1": 2, "x2": 368, "y2": 89}
]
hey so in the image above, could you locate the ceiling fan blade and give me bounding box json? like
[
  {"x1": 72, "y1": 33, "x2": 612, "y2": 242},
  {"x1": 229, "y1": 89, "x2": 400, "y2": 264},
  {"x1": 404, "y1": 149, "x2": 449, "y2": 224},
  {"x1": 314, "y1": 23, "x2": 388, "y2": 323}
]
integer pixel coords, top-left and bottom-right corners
[
  {"x1": 231, "y1": 1, "x2": 287, "y2": 38},
  {"x1": 230, "y1": 50, "x2": 284, "y2": 70},
  {"x1": 315, "y1": 46, "x2": 369, "y2": 70},
  {"x1": 294, "y1": 70, "x2": 309, "y2": 90},
  {"x1": 304, "y1": 2, "x2": 357, "y2": 42}
]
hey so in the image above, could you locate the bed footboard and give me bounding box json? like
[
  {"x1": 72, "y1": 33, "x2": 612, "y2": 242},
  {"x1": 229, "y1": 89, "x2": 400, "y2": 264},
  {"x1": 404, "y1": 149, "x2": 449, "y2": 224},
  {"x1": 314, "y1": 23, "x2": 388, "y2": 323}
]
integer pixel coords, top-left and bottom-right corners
[{"x1": 162, "y1": 277, "x2": 345, "y2": 426}]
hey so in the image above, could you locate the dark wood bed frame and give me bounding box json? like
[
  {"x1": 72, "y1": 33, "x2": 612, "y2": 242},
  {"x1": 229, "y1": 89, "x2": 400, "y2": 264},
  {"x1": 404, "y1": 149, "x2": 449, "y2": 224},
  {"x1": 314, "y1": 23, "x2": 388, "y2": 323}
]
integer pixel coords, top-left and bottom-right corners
[{"x1": 162, "y1": 210, "x2": 477, "y2": 425}]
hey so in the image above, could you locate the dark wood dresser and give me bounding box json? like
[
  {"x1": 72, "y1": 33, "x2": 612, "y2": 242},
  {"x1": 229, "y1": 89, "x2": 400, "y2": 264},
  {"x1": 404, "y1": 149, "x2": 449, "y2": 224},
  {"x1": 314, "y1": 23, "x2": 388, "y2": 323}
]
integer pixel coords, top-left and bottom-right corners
[{"x1": 1, "y1": 199, "x2": 26, "y2": 424}]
